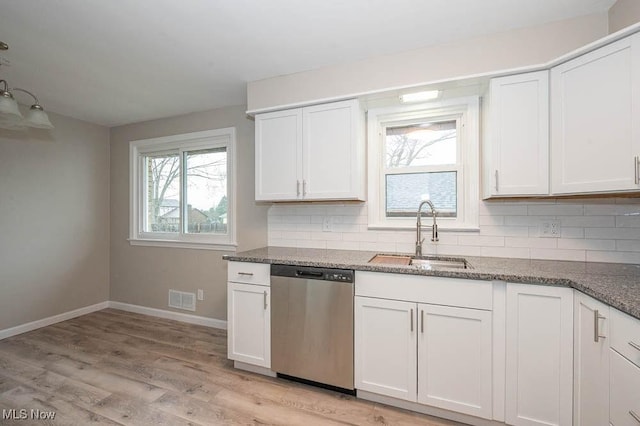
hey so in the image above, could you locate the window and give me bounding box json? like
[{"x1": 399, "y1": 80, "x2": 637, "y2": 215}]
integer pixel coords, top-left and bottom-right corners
[
  {"x1": 367, "y1": 97, "x2": 479, "y2": 230},
  {"x1": 130, "y1": 128, "x2": 236, "y2": 250}
]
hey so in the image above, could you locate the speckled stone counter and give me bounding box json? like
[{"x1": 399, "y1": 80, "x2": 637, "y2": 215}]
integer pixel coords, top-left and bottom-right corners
[{"x1": 223, "y1": 246, "x2": 640, "y2": 321}]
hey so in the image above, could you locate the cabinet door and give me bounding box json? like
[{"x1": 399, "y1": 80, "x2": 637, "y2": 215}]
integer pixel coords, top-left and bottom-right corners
[
  {"x1": 354, "y1": 296, "x2": 417, "y2": 401},
  {"x1": 302, "y1": 100, "x2": 364, "y2": 200},
  {"x1": 505, "y1": 284, "x2": 573, "y2": 426},
  {"x1": 417, "y1": 304, "x2": 493, "y2": 419},
  {"x1": 255, "y1": 108, "x2": 302, "y2": 201},
  {"x1": 487, "y1": 71, "x2": 549, "y2": 197},
  {"x1": 574, "y1": 292, "x2": 610, "y2": 426},
  {"x1": 227, "y1": 282, "x2": 270, "y2": 368},
  {"x1": 610, "y1": 349, "x2": 640, "y2": 426},
  {"x1": 551, "y1": 34, "x2": 640, "y2": 194}
]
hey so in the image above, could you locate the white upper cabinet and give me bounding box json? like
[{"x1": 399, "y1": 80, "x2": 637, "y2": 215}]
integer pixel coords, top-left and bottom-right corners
[
  {"x1": 484, "y1": 71, "x2": 549, "y2": 198},
  {"x1": 255, "y1": 108, "x2": 302, "y2": 200},
  {"x1": 551, "y1": 33, "x2": 640, "y2": 194},
  {"x1": 255, "y1": 99, "x2": 365, "y2": 201}
]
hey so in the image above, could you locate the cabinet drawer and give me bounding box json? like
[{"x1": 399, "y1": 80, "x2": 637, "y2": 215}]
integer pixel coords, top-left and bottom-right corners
[
  {"x1": 228, "y1": 262, "x2": 270, "y2": 286},
  {"x1": 610, "y1": 308, "x2": 640, "y2": 368},
  {"x1": 355, "y1": 271, "x2": 492, "y2": 310},
  {"x1": 610, "y1": 350, "x2": 640, "y2": 426}
]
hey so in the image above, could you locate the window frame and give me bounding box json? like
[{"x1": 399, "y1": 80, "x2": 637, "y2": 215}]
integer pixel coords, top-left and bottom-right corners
[
  {"x1": 367, "y1": 97, "x2": 479, "y2": 231},
  {"x1": 129, "y1": 127, "x2": 237, "y2": 250}
]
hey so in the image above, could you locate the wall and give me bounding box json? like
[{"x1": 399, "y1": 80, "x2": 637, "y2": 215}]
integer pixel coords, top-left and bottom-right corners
[
  {"x1": 268, "y1": 198, "x2": 640, "y2": 264},
  {"x1": 247, "y1": 13, "x2": 608, "y2": 111},
  {"x1": 109, "y1": 105, "x2": 268, "y2": 322},
  {"x1": 0, "y1": 112, "x2": 110, "y2": 330},
  {"x1": 257, "y1": 10, "x2": 640, "y2": 265},
  {"x1": 609, "y1": 0, "x2": 640, "y2": 33}
]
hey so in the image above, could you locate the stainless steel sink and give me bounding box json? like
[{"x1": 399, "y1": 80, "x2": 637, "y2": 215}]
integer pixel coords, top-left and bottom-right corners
[
  {"x1": 368, "y1": 254, "x2": 471, "y2": 270},
  {"x1": 410, "y1": 257, "x2": 469, "y2": 270}
]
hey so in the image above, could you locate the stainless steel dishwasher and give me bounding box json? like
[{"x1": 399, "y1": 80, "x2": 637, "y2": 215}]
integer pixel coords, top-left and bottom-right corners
[{"x1": 270, "y1": 264, "x2": 354, "y2": 391}]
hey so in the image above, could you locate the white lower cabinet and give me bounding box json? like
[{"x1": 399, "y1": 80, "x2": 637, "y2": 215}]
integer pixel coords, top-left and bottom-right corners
[
  {"x1": 227, "y1": 281, "x2": 271, "y2": 368},
  {"x1": 574, "y1": 292, "x2": 610, "y2": 426},
  {"x1": 354, "y1": 297, "x2": 417, "y2": 401},
  {"x1": 355, "y1": 296, "x2": 493, "y2": 420},
  {"x1": 610, "y1": 350, "x2": 640, "y2": 426},
  {"x1": 610, "y1": 308, "x2": 640, "y2": 426},
  {"x1": 417, "y1": 304, "x2": 493, "y2": 419},
  {"x1": 505, "y1": 284, "x2": 574, "y2": 426}
]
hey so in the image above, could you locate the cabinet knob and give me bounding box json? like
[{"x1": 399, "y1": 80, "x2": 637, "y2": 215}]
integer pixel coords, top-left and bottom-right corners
[
  {"x1": 410, "y1": 309, "x2": 414, "y2": 332},
  {"x1": 495, "y1": 170, "x2": 499, "y2": 192},
  {"x1": 296, "y1": 180, "x2": 301, "y2": 197}
]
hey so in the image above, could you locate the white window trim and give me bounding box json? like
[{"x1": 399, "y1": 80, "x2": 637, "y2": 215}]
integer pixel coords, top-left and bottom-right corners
[
  {"x1": 129, "y1": 128, "x2": 237, "y2": 251},
  {"x1": 367, "y1": 96, "x2": 479, "y2": 231}
]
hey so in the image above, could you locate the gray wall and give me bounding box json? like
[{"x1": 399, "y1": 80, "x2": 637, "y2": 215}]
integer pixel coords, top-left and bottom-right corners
[
  {"x1": 109, "y1": 105, "x2": 268, "y2": 321},
  {"x1": 609, "y1": 0, "x2": 640, "y2": 33},
  {"x1": 247, "y1": 13, "x2": 608, "y2": 111},
  {"x1": 0, "y1": 113, "x2": 110, "y2": 329}
]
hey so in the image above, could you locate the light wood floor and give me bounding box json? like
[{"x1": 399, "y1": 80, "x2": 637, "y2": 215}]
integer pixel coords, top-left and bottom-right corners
[{"x1": 0, "y1": 309, "x2": 462, "y2": 425}]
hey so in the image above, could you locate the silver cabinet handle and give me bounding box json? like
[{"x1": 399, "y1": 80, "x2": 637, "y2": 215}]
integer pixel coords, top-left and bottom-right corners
[
  {"x1": 410, "y1": 309, "x2": 414, "y2": 332},
  {"x1": 594, "y1": 309, "x2": 606, "y2": 342},
  {"x1": 629, "y1": 341, "x2": 640, "y2": 352},
  {"x1": 635, "y1": 156, "x2": 639, "y2": 185},
  {"x1": 495, "y1": 170, "x2": 499, "y2": 192},
  {"x1": 237, "y1": 272, "x2": 254, "y2": 276},
  {"x1": 296, "y1": 180, "x2": 300, "y2": 196},
  {"x1": 630, "y1": 410, "x2": 640, "y2": 423},
  {"x1": 263, "y1": 290, "x2": 268, "y2": 309},
  {"x1": 303, "y1": 180, "x2": 307, "y2": 197},
  {"x1": 421, "y1": 310, "x2": 424, "y2": 333}
]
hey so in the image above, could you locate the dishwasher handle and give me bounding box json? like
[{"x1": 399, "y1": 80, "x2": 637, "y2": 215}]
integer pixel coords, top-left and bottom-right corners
[{"x1": 295, "y1": 270, "x2": 324, "y2": 278}]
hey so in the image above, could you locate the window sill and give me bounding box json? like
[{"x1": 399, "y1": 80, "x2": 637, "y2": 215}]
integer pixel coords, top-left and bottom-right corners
[{"x1": 128, "y1": 238, "x2": 238, "y2": 251}]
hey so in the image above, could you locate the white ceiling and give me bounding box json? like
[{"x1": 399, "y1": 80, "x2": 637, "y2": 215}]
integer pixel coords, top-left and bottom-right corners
[{"x1": 0, "y1": 0, "x2": 615, "y2": 127}]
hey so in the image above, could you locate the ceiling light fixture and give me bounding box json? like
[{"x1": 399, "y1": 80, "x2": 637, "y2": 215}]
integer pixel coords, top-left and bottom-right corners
[
  {"x1": 0, "y1": 41, "x2": 54, "y2": 130},
  {"x1": 399, "y1": 90, "x2": 440, "y2": 103}
]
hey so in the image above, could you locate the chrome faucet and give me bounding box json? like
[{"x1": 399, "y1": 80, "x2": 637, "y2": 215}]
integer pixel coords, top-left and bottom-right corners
[{"x1": 416, "y1": 200, "x2": 439, "y2": 257}]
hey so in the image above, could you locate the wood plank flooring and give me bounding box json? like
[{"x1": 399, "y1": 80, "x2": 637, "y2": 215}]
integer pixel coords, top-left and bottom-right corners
[{"x1": 0, "y1": 309, "x2": 461, "y2": 425}]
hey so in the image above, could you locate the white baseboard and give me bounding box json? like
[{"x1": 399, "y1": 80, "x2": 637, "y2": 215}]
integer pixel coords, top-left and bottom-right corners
[
  {"x1": 0, "y1": 300, "x2": 227, "y2": 340},
  {"x1": 0, "y1": 301, "x2": 110, "y2": 340},
  {"x1": 108, "y1": 301, "x2": 227, "y2": 330}
]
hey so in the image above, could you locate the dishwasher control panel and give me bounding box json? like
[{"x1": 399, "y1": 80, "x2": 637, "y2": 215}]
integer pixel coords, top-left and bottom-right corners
[{"x1": 271, "y1": 264, "x2": 354, "y2": 283}]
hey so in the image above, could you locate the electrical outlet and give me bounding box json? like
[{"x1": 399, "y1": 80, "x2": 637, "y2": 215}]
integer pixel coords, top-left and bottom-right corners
[
  {"x1": 197, "y1": 289, "x2": 204, "y2": 301},
  {"x1": 322, "y1": 216, "x2": 332, "y2": 232},
  {"x1": 539, "y1": 220, "x2": 561, "y2": 238}
]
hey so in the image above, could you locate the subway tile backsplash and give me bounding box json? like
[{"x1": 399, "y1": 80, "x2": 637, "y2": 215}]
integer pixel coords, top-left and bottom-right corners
[{"x1": 267, "y1": 198, "x2": 640, "y2": 264}]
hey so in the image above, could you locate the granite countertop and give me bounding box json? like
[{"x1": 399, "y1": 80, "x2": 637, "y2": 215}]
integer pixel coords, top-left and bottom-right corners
[{"x1": 223, "y1": 246, "x2": 640, "y2": 321}]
